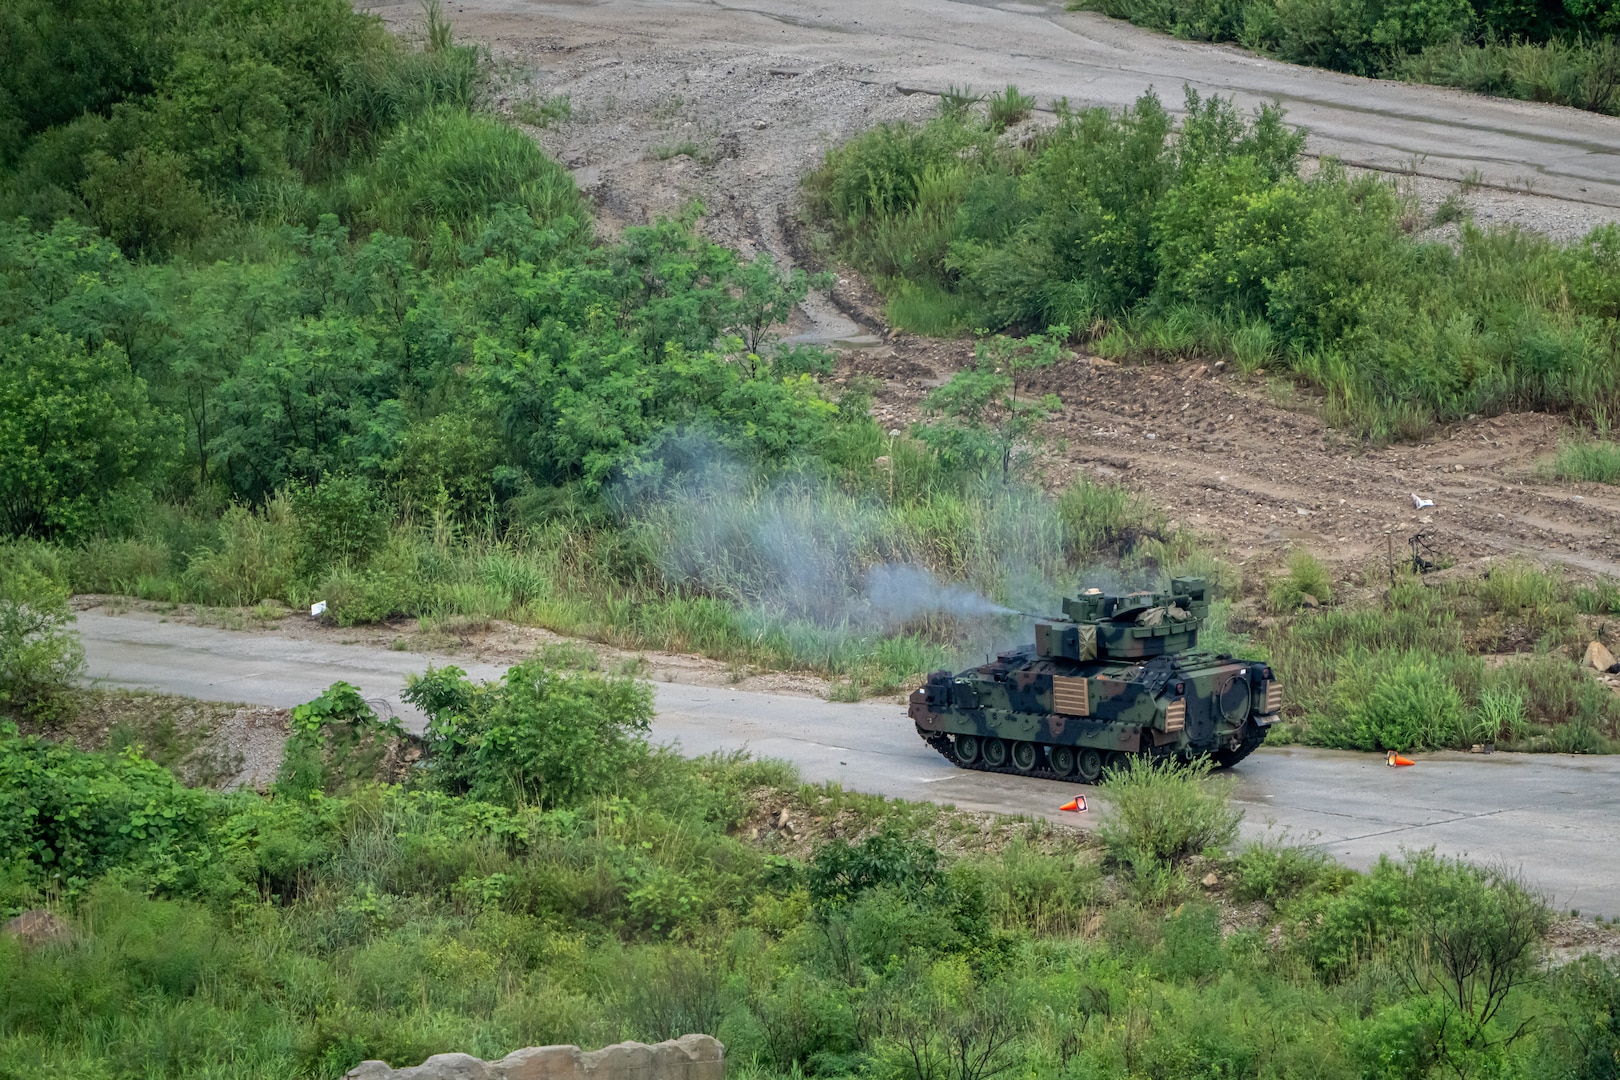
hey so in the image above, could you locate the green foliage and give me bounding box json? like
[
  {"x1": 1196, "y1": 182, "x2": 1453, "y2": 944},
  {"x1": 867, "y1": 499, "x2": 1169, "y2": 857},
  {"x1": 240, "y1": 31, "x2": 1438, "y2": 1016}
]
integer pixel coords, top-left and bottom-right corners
[
  {"x1": 290, "y1": 475, "x2": 390, "y2": 577},
  {"x1": 0, "y1": 556, "x2": 85, "y2": 720},
  {"x1": 916, "y1": 330, "x2": 1065, "y2": 482},
  {"x1": 1069, "y1": 0, "x2": 1620, "y2": 116},
  {"x1": 1400, "y1": 35, "x2": 1620, "y2": 115},
  {"x1": 0, "y1": 333, "x2": 175, "y2": 540},
  {"x1": 986, "y1": 85, "x2": 1036, "y2": 130},
  {"x1": 810, "y1": 89, "x2": 1620, "y2": 438},
  {"x1": 405, "y1": 661, "x2": 653, "y2": 808},
  {"x1": 1316, "y1": 649, "x2": 1467, "y2": 751},
  {"x1": 0, "y1": 724, "x2": 215, "y2": 896},
  {"x1": 1096, "y1": 756, "x2": 1243, "y2": 877},
  {"x1": 0, "y1": 702, "x2": 1594, "y2": 1080},
  {"x1": 278, "y1": 680, "x2": 407, "y2": 797},
  {"x1": 807, "y1": 828, "x2": 942, "y2": 911},
  {"x1": 1234, "y1": 838, "x2": 1337, "y2": 903},
  {"x1": 1267, "y1": 549, "x2": 1334, "y2": 611},
  {"x1": 360, "y1": 106, "x2": 588, "y2": 241},
  {"x1": 1554, "y1": 438, "x2": 1620, "y2": 484}
]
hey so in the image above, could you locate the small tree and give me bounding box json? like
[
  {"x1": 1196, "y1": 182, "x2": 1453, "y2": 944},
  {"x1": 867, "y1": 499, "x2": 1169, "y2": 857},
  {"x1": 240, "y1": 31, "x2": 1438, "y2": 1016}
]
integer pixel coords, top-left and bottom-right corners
[
  {"x1": 0, "y1": 558, "x2": 84, "y2": 720},
  {"x1": 1396, "y1": 857, "x2": 1550, "y2": 1076},
  {"x1": 404, "y1": 660, "x2": 653, "y2": 808},
  {"x1": 916, "y1": 328, "x2": 1065, "y2": 482}
]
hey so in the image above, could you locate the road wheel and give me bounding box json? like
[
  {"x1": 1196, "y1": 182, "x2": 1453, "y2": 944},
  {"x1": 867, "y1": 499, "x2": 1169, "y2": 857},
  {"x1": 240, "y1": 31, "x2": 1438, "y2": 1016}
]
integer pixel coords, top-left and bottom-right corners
[
  {"x1": 1048, "y1": 745, "x2": 1076, "y2": 776},
  {"x1": 982, "y1": 737, "x2": 1009, "y2": 768},
  {"x1": 955, "y1": 734, "x2": 980, "y2": 766},
  {"x1": 1104, "y1": 750, "x2": 1132, "y2": 777},
  {"x1": 1011, "y1": 740, "x2": 1038, "y2": 773},
  {"x1": 1075, "y1": 747, "x2": 1103, "y2": 783}
]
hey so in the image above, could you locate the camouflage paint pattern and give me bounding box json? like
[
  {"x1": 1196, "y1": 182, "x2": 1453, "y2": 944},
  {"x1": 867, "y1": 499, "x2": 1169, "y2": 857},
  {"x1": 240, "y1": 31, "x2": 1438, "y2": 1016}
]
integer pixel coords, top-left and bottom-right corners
[{"x1": 909, "y1": 578, "x2": 1280, "y2": 780}]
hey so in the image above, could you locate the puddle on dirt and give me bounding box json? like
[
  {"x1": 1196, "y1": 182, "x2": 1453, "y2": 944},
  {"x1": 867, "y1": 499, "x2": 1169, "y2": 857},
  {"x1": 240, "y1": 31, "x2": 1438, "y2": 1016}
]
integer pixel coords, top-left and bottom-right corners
[{"x1": 786, "y1": 295, "x2": 885, "y2": 349}]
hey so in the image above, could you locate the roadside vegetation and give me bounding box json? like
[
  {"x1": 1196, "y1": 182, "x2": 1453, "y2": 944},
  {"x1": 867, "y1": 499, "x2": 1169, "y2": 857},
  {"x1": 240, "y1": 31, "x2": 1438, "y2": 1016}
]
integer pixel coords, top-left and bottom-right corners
[
  {"x1": 1069, "y1": 0, "x2": 1620, "y2": 118},
  {"x1": 805, "y1": 89, "x2": 1620, "y2": 442},
  {"x1": 7, "y1": 667, "x2": 1613, "y2": 1080},
  {"x1": 1259, "y1": 558, "x2": 1620, "y2": 753}
]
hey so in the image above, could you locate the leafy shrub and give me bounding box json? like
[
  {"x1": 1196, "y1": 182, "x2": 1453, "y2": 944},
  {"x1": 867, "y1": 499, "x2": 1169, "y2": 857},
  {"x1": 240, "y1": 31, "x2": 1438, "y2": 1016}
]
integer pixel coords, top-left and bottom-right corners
[
  {"x1": 78, "y1": 146, "x2": 210, "y2": 258},
  {"x1": 1152, "y1": 901, "x2": 1225, "y2": 981},
  {"x1": 1097, "y1": 757, "x2": 1242, "y2": 876},
  {"x1": 0, "y1": 334, "x2": 176, "y2": 540},
  {"x1": 0, "y1": 557, "x2": 83, "y2": 719},
  {"x1": 404, "y1": 660, "x2": 652, "y2": 807},
  {"x1": 1315, "y1": 650, "x2": 1465, "y2": 751},
  {"x1": 808, "y1": 828, "x2": 942, "y2": 911},
  {"x1": 811, "y1": 89, "x2": 1620, "y2": 438},
  {"x1": 0, "y1": 724, "x2": 214, "y2": 895},
  {"x1": 1234, "y1": 838, "x2": 1335, "y2": 903},
  {"x1": 359, "y1": 106, "x2": 587, "y2": 240},
  {"x1": 1301, "y1": 851, "x2": 1549, "y2": 1025},
  {"x1": 290, "y1": 475, "x2": 390, "y2": 577},
  {"x1": 276, "y1": 681, "x2": 406, "y2": 798},
  {"x1": 1268, "y1": 549, "x2": 1333, "y2": 611}
]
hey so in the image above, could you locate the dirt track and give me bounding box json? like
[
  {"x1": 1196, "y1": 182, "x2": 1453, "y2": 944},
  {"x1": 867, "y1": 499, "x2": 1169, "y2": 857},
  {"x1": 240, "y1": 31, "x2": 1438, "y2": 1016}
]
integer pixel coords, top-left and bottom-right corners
[{"x1": 364, "y1": 0, "x2": 1620, "y2": 581}]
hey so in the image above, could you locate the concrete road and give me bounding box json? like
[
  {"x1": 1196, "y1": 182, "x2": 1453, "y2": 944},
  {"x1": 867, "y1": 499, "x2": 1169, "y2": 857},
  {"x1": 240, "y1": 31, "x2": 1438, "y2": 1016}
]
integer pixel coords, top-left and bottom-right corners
[
  {"x1": 417, "y1": 0, "x2": 1620, "y2": 213},
  {"x1": 77, "y1": 610, "x2": 1620, "y2": 915}
]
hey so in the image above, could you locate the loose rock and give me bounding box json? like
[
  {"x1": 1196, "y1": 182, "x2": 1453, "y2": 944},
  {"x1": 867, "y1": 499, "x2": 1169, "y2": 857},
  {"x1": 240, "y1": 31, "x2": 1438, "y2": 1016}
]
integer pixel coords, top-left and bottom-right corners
[{"x1": 1586, "y1": 641, "x2": 1617, "y2": 672}]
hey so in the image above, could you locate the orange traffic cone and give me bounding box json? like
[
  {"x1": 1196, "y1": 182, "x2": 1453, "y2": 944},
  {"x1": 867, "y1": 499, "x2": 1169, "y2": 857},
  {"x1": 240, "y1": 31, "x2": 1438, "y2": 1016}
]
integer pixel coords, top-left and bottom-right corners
[
  {"x1": 1386, "y1": 750, "x2": 1416, "y2": 767},
  {"x1": 1059, "y1": 795, "x2": 1088, "y2": 812}
]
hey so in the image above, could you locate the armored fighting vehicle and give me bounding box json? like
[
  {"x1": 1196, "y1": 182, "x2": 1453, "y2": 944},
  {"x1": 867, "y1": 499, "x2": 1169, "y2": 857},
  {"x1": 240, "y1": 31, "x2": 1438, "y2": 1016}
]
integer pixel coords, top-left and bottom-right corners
[{"x1": 909, "y1": 578, "x2": 1280, "y2": 782}]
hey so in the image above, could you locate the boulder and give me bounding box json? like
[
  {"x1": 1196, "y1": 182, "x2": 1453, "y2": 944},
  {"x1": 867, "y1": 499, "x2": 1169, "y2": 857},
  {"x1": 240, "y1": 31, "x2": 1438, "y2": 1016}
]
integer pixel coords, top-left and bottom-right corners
[
  {"x1": 1585, "y1": 640, "x2": 1617, "y2": 672},
  {"x1": 346, "y1": 1035, "x2": 725, "y2": 1080}
]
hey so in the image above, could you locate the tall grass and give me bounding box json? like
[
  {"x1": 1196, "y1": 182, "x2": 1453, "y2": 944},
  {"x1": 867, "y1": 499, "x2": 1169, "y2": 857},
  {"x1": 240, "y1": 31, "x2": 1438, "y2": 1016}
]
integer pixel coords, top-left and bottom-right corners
[
  {"x1": 1265, "y1": 566, "x2": 1620, "y2": 753},
  {"x1": 1553, "y1": 439, "x2": 1620, "y2": 484}
]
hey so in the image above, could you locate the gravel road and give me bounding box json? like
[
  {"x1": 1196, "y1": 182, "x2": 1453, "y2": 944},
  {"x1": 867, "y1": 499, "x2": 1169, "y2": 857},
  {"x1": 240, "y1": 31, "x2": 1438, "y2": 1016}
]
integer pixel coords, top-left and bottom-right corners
[{"x1": 79, "y1": 607, "x2": 1620, "y2": 916}]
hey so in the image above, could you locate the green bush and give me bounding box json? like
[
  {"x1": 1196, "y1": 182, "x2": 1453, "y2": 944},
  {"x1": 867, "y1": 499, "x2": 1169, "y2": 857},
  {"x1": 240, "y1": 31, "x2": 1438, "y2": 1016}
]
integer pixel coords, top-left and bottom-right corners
[
  {"x1": 0, "y1": 557, "x2": 84, "y2": 719},
  {"x1": 1097, "y1": 756, "x2": 1243, "y2": 876},
  {"x1": 289, "y1": 475, "x2": 390, "y2": 577},
  {"x1": 0, "y1": 334, "x2": 175, "y2": 540},
  {"x1": 183, "y1": 499, "x2": 298, "y2": 606},
  {"x1": 1071, "y1": 0, "x2": 1619, "y2": 118},
  {"x1": 810, "y1": 91, "x2": 1620, "y2": 438},
  {"x1": 359, "y1": 106, "x2": 587, "y2": 241},
  {"x1": 1234, "y1": 838, "x2": 1335, "y2": 903},
  {"x1": 78, "y1": 146, "x2": 211, "y2": 258},
  {"x1": 1317, "y1": 650, "x2": 1466, "y2": 751},
  {"x1": 276, "y1": 681, "x2": 406, "y2": 797},
  {"x1": 1268, "y1": 549, "x2": 1333, "y2": 611},
  {"x1": 405, "y1": 660, "x2": 653, "y2": 808},
  {"x1": 807, "y1": 828, "x2": 942, "y2": 911},
  {"x1": 0, "y1": 724, "x2": 214, "y2": 895}
]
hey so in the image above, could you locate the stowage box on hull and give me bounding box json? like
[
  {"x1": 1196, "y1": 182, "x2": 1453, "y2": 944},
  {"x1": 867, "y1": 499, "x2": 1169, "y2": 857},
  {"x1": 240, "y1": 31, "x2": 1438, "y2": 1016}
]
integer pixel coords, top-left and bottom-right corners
[{"x1": 908, "y1": 578, "x2": 1281, "y2": 783}]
